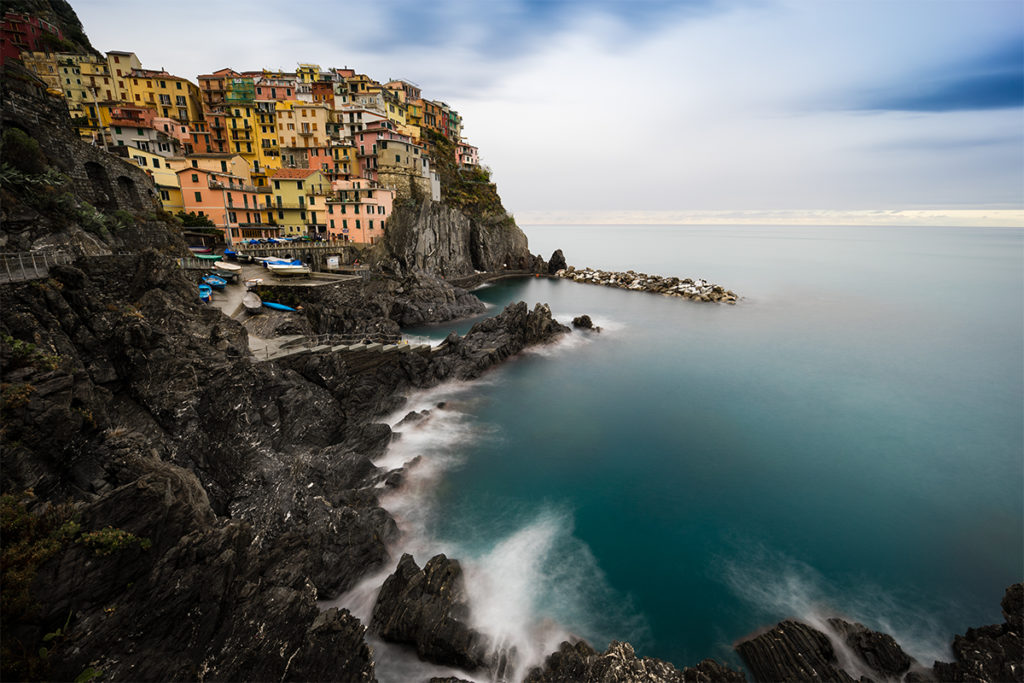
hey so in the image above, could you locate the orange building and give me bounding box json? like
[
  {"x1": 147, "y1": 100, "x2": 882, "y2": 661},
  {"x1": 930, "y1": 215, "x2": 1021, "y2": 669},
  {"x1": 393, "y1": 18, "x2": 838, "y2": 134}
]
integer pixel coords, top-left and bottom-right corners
[{"x1": 177, "y1": 166, "x2": 278, "y2": 243}]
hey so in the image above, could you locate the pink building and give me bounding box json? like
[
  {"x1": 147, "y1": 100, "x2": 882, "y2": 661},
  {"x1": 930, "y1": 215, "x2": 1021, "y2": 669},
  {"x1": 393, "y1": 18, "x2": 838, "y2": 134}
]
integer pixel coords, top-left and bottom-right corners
[
  {"x1": 326, "y1": 178, "x2": 394, "y2": 244},
  {"x1": 457, "y1": 141, "x2": 479, "y2": 168}
]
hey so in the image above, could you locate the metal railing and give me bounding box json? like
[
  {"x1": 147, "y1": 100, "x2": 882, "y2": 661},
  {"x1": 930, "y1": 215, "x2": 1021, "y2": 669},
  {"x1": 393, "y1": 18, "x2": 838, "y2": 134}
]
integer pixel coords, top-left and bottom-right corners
[
  {"x1": 0, "y1": 251, "x2": 73, "y2": 284},
  {"x1": 282, "y1": 332, "x2": 405, "y2": 349}
]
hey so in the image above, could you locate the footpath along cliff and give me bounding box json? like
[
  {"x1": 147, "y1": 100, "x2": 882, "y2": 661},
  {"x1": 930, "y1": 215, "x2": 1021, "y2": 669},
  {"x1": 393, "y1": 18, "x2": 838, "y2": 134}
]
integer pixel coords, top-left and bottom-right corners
[{"x1": 2, "y1": 15, "x2": 1021, "y2": 683}]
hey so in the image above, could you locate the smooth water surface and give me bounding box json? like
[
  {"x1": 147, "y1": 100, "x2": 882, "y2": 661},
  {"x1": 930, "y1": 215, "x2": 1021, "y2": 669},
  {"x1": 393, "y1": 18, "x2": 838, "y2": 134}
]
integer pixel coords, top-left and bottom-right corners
[{"x1": 392, "y1": 225, "x2": 1023, "y2": 673}]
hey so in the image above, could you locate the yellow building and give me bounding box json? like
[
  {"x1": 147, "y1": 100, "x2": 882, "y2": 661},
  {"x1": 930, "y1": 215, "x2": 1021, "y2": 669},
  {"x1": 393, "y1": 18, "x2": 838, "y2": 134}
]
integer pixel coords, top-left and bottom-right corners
[
  {"x1": 176, "y1": 153, "x2": 252, "y2": 182},
  {"x1": 275, "y1": 101, "x2": 329, "y2": 149},
  {"x1": 124, "y1": 148, "x2": 184, "y2": 211},
  {"x1": 330, "y1": 144, "x2": 360, "y2": 177},
  {"x1": 126, "y1": 69, "x2": 203, "y2": 123},
  {"x1": 269, "y1": 168, "x2": 330, "y2": 236},
  {"x1": 253, "y1": 103, "x2": 280, "y2": 174},
  {"x1": 224, "y1": 102, "x2": 258, "y2": 165},
  {"x1": 296, "y1": 63, "x2": 321, "y2": 84},
  {"x1": 105, "y1": 51, "x2": 141, "y2": 102}
]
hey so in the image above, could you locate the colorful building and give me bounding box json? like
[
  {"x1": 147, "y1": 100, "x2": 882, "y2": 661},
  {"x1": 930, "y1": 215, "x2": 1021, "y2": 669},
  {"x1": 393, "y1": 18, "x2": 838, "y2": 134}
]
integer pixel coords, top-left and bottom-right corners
[
  {"x1": 326, "y1": 178, "x2": 394, "y2": 244},
  {"x1": 1, "y1": 12, "x2": 63, "y2": 64},
  {"x1": 177, "y1": 166, "x2": 275, "y2": 242},
  {"x1": 269, "y1": 168, "x2": 330, "y2": 237},
  {"x1": 122, "y1": 147, "x2": 184, "y2": 211}
]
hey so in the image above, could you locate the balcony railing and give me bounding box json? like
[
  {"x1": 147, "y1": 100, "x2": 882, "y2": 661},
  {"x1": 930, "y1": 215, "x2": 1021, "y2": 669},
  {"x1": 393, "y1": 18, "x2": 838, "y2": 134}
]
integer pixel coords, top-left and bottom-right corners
[
  {"x1": 209, "y1": 179, "x2": 258, "y2": 193},
  {"x1": 298, "y1": 130, "x2": 313, "y2": 137}
]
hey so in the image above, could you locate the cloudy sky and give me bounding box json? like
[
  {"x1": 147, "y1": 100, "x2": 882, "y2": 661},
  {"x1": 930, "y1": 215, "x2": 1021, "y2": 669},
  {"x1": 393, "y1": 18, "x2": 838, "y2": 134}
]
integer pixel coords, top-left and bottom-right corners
[{"x1": 75, "y1": 0, "x2": 1023, "y2": 224}]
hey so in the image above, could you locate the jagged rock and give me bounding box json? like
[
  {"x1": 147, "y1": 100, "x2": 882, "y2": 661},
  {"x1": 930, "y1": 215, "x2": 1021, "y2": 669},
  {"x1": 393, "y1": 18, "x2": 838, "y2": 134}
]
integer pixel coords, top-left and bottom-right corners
[
  {"x1": 827, "y1": 617, "x2": 914, "y2": 678},
  {"x1": 932, "y1": 583, "x2": 1024, "y2": 683},
  {"x1": 370, "y1": 553, "x2": 492, "y2": 670},
  {"x1": 572, "y1": 314, "x2": 601, "y2": 332},
  {"x1": 396, "y1": 409, "x2": 430, "y2": 428},
  {"x1": 525, "y1": 639, "x2": 745, "y2": 682},
  {"x1": 548, "y1": 249, "x2": 567, "y2": 274},
  {"x1": 736, "y1": 620, "x2": 857, "y2": 682}
]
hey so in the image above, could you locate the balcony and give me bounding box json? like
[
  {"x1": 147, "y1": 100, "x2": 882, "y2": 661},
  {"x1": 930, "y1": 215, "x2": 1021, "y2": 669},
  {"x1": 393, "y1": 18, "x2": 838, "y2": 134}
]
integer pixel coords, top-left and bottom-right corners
[
  {"x1": 209, "y1": 179, "x2": 257, "y2": 193},
  {"x1": 298, "y1": 130, "x2": 313, "y2": 137}
]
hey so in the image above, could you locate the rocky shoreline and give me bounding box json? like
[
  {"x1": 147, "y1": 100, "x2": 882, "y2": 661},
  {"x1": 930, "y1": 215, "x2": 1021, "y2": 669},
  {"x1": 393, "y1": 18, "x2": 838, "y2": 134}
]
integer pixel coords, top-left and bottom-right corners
[
  {"x1": 555, "y1": 265, "x2": 738, "y2": 304},
  {"x1": 3, "y1": 42, "x2": 1021, "y2": 683}
]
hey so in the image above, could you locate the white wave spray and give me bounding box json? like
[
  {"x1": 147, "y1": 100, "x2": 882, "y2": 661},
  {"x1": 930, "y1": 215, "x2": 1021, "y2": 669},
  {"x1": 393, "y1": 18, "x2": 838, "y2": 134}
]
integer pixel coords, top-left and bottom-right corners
[
  {"x1": 332, "y1": 376, "x2": 647, "y2": 682},
  {"x1": 717, "y1": 542, "x2": 953, "y2": 674}
]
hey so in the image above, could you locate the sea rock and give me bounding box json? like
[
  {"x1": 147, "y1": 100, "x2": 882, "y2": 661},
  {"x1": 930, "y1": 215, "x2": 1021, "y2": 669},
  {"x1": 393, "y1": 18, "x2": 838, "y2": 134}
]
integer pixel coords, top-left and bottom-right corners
[
  {"x1": 548, "y1": 249, "x2": 567, "y2": 274},
  {"x1": 525, "y1": 639, "x2": 746, "y2": 682},
  {"x1": 370, "y1": 553, "x2": 492, "y2": 671},
  {"x1": 736, "y1": 620, "x2": 857, "y2": 682},
  {"x1": 827, "y1": 617, "x2": 914, "y2": 678},
  {"x1": 572, "y1": 314, "x2": 601, "y2": 332},
  {"x1": 932, "y1": 583, "x2": 1024, "y2": 683}
]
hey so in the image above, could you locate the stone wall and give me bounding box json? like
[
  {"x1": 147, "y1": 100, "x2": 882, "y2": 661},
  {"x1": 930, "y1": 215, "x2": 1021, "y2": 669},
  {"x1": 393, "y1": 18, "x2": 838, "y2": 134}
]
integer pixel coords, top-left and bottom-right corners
[
  {"x1": 2, "y1": 63, "x2": 160, "y2": 215},
  {"x1": 377, "y1": 167, "x2": 431, "y2": 202}
]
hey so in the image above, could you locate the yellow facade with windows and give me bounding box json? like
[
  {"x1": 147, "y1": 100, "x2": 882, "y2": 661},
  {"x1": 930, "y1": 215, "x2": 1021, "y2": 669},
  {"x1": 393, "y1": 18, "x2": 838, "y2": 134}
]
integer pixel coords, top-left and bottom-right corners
[
  {"x1": 269, "y1": 169, "x2": 329, "y2": 236},
  {"x1": 126, "y1": 71, "x2": 203, "y2": 123},
  {"x1": 126, "y1": 148, "x2": 184, "y2": 212},
  {"x1": 275, "y1": 101, "x2": 329, "y2": 149}
]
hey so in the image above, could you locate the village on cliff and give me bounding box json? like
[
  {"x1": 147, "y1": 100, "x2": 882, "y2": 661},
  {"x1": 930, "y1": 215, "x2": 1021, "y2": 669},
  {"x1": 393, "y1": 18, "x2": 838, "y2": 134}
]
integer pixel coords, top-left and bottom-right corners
[{"x1": 2, "y1": 9, "x2": 481, "y2": 247}]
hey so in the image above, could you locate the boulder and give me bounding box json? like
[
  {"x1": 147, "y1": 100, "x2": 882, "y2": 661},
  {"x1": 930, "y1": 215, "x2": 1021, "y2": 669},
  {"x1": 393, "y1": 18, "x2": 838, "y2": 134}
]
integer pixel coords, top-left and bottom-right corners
[
  {"x1": 370, "y1": 553, "x2": 492, "y2": 670},
  {"x1": 548, "y1": 249, "x2": 567, "y2": 274}
]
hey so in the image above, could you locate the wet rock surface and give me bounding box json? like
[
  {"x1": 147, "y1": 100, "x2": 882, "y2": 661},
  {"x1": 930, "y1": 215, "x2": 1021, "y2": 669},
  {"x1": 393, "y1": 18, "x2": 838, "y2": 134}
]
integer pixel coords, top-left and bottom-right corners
[
  {"x1": 735, "y1": 585, "x2": 1024, "y2": 683},
  {"x1": 556, "y1": 266, "x2": 738, "y2": 303},
  {"x1": 371, "y1": 553, "x2": 492, "y2": 671},
  {"x1": 525, "y1": 639, "x2": 746, "y2": 683}
]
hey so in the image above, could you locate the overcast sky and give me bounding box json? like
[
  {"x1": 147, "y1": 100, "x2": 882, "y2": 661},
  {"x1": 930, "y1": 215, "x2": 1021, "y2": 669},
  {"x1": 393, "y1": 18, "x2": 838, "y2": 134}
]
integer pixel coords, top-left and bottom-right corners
[{"x1": 75, "y1": 0, "x2": 1023, "y2": 223}]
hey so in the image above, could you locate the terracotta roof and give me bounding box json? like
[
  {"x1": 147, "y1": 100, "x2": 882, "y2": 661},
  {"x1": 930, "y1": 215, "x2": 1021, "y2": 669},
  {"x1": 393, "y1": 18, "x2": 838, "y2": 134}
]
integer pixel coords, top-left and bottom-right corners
[{"x1": 271, "y1": 168, "x2": 319, "y2": 179}]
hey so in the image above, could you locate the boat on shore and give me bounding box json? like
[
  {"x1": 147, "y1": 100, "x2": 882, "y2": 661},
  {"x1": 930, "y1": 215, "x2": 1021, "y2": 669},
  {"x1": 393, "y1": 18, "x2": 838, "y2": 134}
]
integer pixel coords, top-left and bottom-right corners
[
  {"x1": 201, "y1": 274, "x2": 227, "y2": 290},
  {"x1": 213, "y1": 261, "x2": 241, "y2": 280},
  {"x1": 189, "y1": 245, "x2": 213, "y2": 254},
  {"x1": 262, "y1": 301, "x2": 297, "y2": 312},
  {"x1": 198, "y1": 284, "x2": 212, "y2": 302},
  {"x1": 196, "y1": 254, "x2": 221, "y2": 262},
  {"x1": 268, "y1": 263, "x2": 312, "y2": 277},
  {"x1": 242, "y1": 291, "x2": 262, "y2": 313},
  {"x1": 223, "y1": 249, "x2": 238, "y2": 260},
  {"x1": 244, "y1": 277, "x2": 264, "y2": 290}
]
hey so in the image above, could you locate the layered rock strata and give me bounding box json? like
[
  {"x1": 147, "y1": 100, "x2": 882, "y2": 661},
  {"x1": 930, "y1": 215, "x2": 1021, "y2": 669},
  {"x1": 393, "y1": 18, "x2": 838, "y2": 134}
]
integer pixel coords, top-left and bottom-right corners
[
  {"x1": 556, "y1": 266, "x2": 738, "y2": 303},
  {"x1": 735, "y1": 583, "x2": 1024, "y2": 683}
]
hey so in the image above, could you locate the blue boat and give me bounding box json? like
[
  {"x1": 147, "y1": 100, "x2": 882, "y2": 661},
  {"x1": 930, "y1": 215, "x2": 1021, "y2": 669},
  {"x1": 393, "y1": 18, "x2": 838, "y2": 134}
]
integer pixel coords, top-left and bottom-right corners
[
  {"x1": 202, "y1": 274, "x2": 227, "y2": 290},
  {"x1": 198, "y1": 284, "x2": 212, "y2": 302},
  {"x1": 262, "y1": 301, "x2": 297, "y2": 312},
  {"x1": 223, "y1": 249, "x2": 238, "y2": 260}
]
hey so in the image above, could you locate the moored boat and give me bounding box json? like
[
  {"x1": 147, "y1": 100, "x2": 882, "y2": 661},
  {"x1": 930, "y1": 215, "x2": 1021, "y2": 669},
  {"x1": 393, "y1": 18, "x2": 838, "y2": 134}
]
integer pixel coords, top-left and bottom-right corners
[
  {"x1": 242, "y1": 291, "x2": 263, "y2": 313},
  {"x1": 244, "y1": 277, "x2": 264, "y2": 290},
  {"x1": 196, "y1": 254, "x2": 221, "y2": 261},
  {"x1": 198, "y1": 284, "x2": 212, "y2": 302},
  {"x1": 262, "y1": 301, "x2": 297, "y2": 312},
  {"x1": 213, "y1": 261, "x2": 241, "y2": 280},
  {"x1": 189, "y1": 245, "x2": 213, "y2": 254},
  {"x1": 267, "y1": 263, "x2": 311, "y2": 276},
  {"x1": 223, "y1": 249, "x2": 238, "y2": 260},
  {"x1": 201, "y1": 274, "x2": 227, "y2": 290}
]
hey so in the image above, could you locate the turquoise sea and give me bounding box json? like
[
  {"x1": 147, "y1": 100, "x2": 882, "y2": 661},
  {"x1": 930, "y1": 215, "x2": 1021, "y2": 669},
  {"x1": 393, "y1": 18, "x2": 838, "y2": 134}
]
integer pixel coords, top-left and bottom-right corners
[{"x1": 362, "y1": 225, "x2": 1023, "y2": 680}]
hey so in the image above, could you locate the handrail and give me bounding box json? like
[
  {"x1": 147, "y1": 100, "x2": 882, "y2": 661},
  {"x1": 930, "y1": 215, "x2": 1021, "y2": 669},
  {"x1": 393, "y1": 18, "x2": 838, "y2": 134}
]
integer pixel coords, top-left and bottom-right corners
[{"x1": 0, "y1": 251, "x2": 73, "y2": 284}]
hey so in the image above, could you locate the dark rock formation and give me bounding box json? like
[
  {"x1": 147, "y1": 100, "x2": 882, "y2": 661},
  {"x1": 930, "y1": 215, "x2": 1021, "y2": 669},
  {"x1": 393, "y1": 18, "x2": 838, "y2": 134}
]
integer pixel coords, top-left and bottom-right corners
[
  {"x1": 371, "y1": 553, "x2": 492, "y2": 671},
  {"x1": 933, "y1": 584, "x2": 1023, "y2": 683},
  {"x1": 526, "y1": 639, "x2": 746, "y2": 682},
  {"x1": 548, "y1": 249, "x2": 567, "y2": 274},
  {"x1": 2, "y1": 62, "x2": 182, "y2": 257},
  {"x1": 572, "y1": 314, "x2": 601, "y2": 332},
  {"x1": 827, "y1": 617, "x2": 913, "y2": 678},
  {"x1": 736, "y1": 620, "x2": 857, "y2": 682},
  {"x1": 737, "y1": 586, "x2": 1024, "y2": 683},
  {"x1": 382, "y1": 200, "x2": 532, "y2": 278}
]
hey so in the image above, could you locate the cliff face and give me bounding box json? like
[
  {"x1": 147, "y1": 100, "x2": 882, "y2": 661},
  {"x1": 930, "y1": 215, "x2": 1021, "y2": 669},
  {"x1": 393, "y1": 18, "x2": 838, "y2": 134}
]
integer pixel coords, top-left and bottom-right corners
[{"x1": 381, "y1": 200, "x2": 533, "y2": 277}]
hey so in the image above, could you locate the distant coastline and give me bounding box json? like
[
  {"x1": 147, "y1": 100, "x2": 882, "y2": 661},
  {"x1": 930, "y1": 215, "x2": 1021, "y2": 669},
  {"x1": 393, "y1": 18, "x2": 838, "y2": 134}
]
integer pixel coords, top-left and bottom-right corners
[{"x1": 517, "y1": 209, "x2": 1024, "y2": 228}]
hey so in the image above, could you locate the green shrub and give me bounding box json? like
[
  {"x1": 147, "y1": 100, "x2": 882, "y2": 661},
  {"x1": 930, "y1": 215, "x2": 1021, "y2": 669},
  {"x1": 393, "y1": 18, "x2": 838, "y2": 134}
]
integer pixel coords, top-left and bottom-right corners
[
  {"x1": 79, "y1": 526, "x2": 151, "y2": 556},
  {"x1": 1, "y1": 128, "x2": 47, "y2": 175}
]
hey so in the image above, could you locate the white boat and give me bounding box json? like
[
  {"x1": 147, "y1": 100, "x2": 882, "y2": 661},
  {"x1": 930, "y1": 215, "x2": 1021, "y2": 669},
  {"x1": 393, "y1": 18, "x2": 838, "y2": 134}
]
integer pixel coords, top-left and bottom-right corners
[
  {"x1": 244, "y1": 277, "x2": 264, "y2": 290},
  {"x1": 267, "y1": 263, "x2": 311, "y2": 276},
  {"x1": 213, "y1": 260, "x2": 242, "y2": 280}
]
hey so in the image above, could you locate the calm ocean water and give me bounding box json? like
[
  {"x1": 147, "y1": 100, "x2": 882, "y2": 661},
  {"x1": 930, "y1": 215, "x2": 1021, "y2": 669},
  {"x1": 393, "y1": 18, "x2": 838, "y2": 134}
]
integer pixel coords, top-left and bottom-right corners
[{"x1": 371, "y1": 225, "x2": 1023, "y2": 679}]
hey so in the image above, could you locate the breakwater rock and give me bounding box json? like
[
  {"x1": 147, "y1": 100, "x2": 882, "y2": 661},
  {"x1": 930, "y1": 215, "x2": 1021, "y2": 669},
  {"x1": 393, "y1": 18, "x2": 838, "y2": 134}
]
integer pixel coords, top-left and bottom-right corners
[
  {"x1": 735, "y1": 583, "x2": 1024, "y2": 682},
  {"x1": 556, "y1": 266, "x2": 738, "y2": 303}
]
